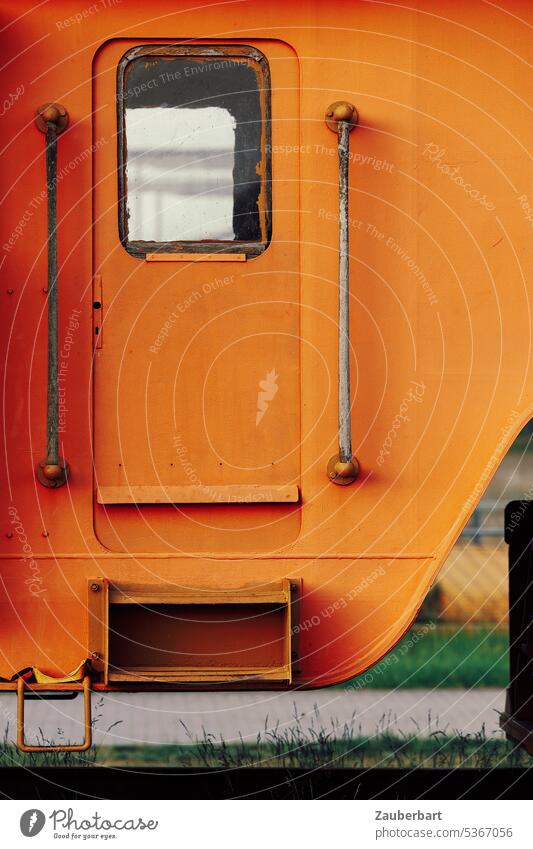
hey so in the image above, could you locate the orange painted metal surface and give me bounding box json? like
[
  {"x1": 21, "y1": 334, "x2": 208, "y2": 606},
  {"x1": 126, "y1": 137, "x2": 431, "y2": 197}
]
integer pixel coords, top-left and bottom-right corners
[{"x1": 1, "y1": 0, "x2": 532, "y2": 692}]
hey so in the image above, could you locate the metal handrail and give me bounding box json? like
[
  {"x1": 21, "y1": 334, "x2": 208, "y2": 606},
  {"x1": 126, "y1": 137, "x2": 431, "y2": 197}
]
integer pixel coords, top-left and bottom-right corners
[
  {"x1": 35, "y1": 103, "x2": 70, "y2": 488},
  {"x1": 325, "y1": 101, "x2": 360, "y2": 486}
]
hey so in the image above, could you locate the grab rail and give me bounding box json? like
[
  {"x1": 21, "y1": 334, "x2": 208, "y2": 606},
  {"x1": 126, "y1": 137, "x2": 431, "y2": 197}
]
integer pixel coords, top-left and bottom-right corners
[
  {"x1": 17, "y1": 675, "x2": 92, "y2": 753},
  {"x1": 35, "y1": 103, "x2": 70, "y2": 488},
  {"x1": 325, "y1": 101, "x2": 360, "y2": 485}
]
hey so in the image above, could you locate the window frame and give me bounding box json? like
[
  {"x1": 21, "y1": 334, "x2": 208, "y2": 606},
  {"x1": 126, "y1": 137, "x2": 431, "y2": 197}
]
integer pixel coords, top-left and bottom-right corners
[{"x1": 117, "y1": 44, "x2": 272, "y2": 259}]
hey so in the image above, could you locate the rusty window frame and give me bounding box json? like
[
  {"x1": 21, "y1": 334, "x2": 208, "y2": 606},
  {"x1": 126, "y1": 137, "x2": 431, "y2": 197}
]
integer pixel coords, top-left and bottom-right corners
[{"x1": 117, "y1": 44, "x2": 272, "y2": 259}]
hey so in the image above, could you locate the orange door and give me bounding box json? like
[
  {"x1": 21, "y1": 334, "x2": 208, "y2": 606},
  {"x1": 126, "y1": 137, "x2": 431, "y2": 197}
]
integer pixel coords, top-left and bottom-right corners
[{"x1": 92, "y1": 39, "x2": 301, "y2": 553}]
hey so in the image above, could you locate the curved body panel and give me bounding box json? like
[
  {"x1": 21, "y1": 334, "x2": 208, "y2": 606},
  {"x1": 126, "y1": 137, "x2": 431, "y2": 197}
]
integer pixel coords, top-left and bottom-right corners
[{"x1": 0, "y1": 0, "x2": 531, "y2": 688}]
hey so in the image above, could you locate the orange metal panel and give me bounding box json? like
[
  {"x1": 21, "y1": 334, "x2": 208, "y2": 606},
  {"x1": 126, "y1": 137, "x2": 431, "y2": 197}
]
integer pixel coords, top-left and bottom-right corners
[
  {"x1": 97, "y1": 484, "x2": 300, "y2": 504},
  {"x1": 0, "y1": 0, "x2": 531, "y2": 693},
  {"x1": 145, "y1": 253, "x2": 247, "y2": 263},
  {"x1": 92, "y1": 38, "x2": 302, "y2": 555}
]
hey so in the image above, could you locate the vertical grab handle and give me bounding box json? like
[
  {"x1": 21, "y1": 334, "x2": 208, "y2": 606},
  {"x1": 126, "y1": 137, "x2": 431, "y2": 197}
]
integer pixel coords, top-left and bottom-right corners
[
  {"x1": 325, "y1": 102, "x2": 360, "y2": 486},
  {"x1": 35, "y1": 103, "x2": 70, "y2": 488}
]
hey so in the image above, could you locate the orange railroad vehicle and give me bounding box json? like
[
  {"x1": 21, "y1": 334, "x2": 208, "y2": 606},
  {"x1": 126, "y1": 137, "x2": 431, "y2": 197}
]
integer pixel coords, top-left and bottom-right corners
[{"x1": 1, "y1": 0, "x2": 532, "y2": 751}]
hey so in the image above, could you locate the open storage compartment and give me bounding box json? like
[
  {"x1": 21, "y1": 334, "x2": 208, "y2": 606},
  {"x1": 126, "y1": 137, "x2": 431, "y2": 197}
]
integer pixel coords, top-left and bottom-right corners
[{"x1": 87, "y1": 579, "x2": 299, "y2": 685}]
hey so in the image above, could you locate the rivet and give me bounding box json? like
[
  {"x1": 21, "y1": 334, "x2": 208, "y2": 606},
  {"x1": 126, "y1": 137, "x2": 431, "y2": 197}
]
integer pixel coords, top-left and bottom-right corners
[
  {"x1": 42, "y1": 287, "x2": 49, "y2": 294},
  {"x1": 42, "y1": 530, "x2": 49, "y2": 537},
  {"x1": 6, "y1": 288, "x2": 14, "y2": 295},
  {"x1": 90, "y1": 582, "x2": 100, "y2": 592},
  {"x1": 6, "y1": 531, "x2": 13, "y2": 539}
]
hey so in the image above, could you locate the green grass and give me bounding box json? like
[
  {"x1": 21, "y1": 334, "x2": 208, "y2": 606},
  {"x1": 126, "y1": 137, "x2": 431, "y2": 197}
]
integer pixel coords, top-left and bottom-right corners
[
  {"x1": 0, "y1": 686, "x2": 526, "y2": 770},
  {"x1": 1, "y1": 722, "x2": 528, "y2": 770},
  {"x1": 0, "y1": 625, "x2": 515, "y2": 771},
  {"x1": 339, "y1": 623, "x2": 509, "y2": 690},
  {"x1": 96, "y1": 735, "x2": 528, "y2": 769}
]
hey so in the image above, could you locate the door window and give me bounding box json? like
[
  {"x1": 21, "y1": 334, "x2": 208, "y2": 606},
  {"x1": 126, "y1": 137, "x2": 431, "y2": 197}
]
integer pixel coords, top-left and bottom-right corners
[{"x1": 118, "y1": 46, "x2": 271, "y2": 256}]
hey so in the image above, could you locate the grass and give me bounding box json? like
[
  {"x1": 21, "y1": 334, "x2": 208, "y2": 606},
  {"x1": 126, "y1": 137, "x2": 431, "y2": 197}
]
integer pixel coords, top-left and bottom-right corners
[
  {"x1": 0, "y1": 625, "x2": 516, "y2": 771},
  {"x1": 90, "y1": 735, "x2": 529, "y2": 769},
  {"x1": 339, "y1": 623, "x2": 509, "y2": 690},
  {"x1": 0, "y1": 707, "x2": 528, "y2": 770},
  {"x1": 92, "y1": 719, "x2": 530, "y2": 769}
]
